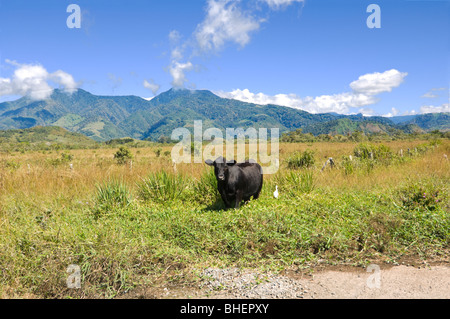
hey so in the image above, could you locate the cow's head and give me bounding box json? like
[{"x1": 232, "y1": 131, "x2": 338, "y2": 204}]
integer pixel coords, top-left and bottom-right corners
[{"x1": 205, "y1": 157, "x2": 236, "y2": 181}]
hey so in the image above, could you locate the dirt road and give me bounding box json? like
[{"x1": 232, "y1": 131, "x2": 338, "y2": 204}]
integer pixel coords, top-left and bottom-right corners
[{"x1": 141, "y1": 263, "x2": 449, "y2": 299}]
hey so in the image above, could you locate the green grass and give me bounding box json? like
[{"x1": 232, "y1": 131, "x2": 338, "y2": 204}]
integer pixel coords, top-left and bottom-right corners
[
  {"x1": 0, "y1": 139, "x2": 448, "y2": 298},
  {"x1": 136, "y1": 171, "x2": 188, "y2": 203},
  {"x1": 1, "y1": 174, "x2": 448, "y2": 298}
]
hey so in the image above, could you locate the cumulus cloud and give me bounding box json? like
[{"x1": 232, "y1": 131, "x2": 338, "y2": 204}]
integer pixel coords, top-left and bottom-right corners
[
  {"x1": 383, "y1": 107, "x2": 399, "y2": 117},
  {"x1": 420, "y1": 103, "x2": 449, "y2": 114},
  {"x1": 143, "y1": 79, "x2": 161, "y2": 95},
  {"x1": 166, "y1": 0, "x2": 303, "y2": 88},
  {"x1": 0, "y1": 59, "x2": 79, "y2": 100},
  {"x1": 216, "y1": 69, "x2": 408, "y2": 114},
  {"x1": 217, "y1": 89, "x2": 377, "y2": 114},
  {"x1": 349, "y1": 69, "x2": 408, "y2": 95},
  {"x1": 195, "y1": 0, "x2": 262, "y2": 52},
  {"x1": 169, "y1": 61, "x2": 194, "y2": 88}
]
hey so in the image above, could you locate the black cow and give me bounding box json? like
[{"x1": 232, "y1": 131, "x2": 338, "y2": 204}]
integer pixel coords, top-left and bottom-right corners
[{"x1": 205, "y1": 156, "x2": 263, "y2": 209}]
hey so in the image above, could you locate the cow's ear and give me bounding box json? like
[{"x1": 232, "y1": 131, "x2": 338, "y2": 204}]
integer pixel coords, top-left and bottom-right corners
[
  {"x1": 205, "y1": 159, "x2": 214, "y2": 166},
  {"x1": 227, "y1": 159, "x2": 236, "y2": 166}
]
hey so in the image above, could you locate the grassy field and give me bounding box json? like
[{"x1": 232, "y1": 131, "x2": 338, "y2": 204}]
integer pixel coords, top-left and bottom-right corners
[{"x1": 0, "y1": 139, "x2": 449, "y2": 298}]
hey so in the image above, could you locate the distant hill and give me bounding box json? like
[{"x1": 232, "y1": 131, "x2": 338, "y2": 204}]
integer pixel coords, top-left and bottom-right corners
[
  {"x1": 0, "y1": 126, "x2": 98, "y2": 150},
  {"x1": 392, "y1": 113, "x2": 450, "y2": 132},
  {"x1": 0, "y1": 88, "x2": 448, "y2": 141},
  {"x1": 302, "y1": 117, "x2": 424, "y2": 135}
]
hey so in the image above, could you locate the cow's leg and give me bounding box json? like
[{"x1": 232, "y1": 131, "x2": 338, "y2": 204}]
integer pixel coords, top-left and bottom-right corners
[
  {"x1": 253, "y1": 175, "x2": 263, "y2": 199},
  {"x1": 218, "y1": 189, "x2": 231, "y2": 208},
  {"x1": 235, "y1": 190, "x2": 243, "y2": 209}
]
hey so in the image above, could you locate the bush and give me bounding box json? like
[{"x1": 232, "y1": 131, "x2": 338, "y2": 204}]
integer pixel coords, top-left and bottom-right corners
[
  {"x1": 353, "y1": 143, "x2": 393, "y2": 167},
  {"x1": 193, "y1": 168, "x2": 220, "y2": 204},
  {"x1": 114, "y1": 146, "x2": 133, "y2": 164},
  {"x1": 95, "y1": 179, "x2": 132, "y2": 215},
  {"x1": 353, "y1": 143, "x2": 392, "y2": 160},
  {"x1": 47, "y1": 152, "x2": 74, "y2": 167},
  {"x1": 137, "y1": 171, "x2": 187, "y2": 202},
  {"x1": 397, "y1": 180, "x2": 446, "y2": 211},
  {"x1": 4, "y1": 160, "x2": 21, "y2": 171},
  {"x1": 274, "y1": 170, "x2": 316, "y2": 196},
  {"x1": 285, "y1": 149, "x2": 315, "y2": 169},
  {"x1": 340, "y1": 156, "x2": 355, "y2": 175}
]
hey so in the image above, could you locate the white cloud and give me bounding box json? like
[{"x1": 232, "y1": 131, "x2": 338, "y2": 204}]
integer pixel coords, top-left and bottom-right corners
[
  {"x1": 50, "y1": 70, "x2": 78, "y2": 93},
  {"x1": 421, "y1": 92, "x2": 438, "y2": 98},
  {"x1": 195, "y1": 0, "x2": 261, "y2": 52},
  {"x1": 358, "y1": 108, "x2": 375, "y2": 117},
  {"x1": 143, "y1": 79, "x2": 161, "y2": 95},
  {"x1": 216, "y1": 69, "x2": 408, "y2": 114},
  {"x1": 166, "y1": 0, "x2": 302, "y2": 88},
  {"x1": 169, "y1": 61, "x2": 194, "y2": 88},
  {"x1": 262, "y1": 0, "x2": 305, "y2": 10},
  {"x1": 350, "y1": 69, "x2": 408, "y2": 96},
  {"x1": 168, "y1": 30, "x2": 181, "y2": 44},
  {"x1": 420, "y1": 103, "x2": 449, "y2": 114},
  {"x1": 0, "y1": 60, "x2": 79, "y2": 100},
  {"x1": 216, "y1": 89, "x2": 376, "y2": 114},
  {"x1": 402, "y1": 110, "x2": 418, "y2": 116},
  {"x1": 383, "y1": 107, "x2": 399, "y2": 117},
  {"x1": 421, "y1": 87, "x2": 447, "y2": 99}
]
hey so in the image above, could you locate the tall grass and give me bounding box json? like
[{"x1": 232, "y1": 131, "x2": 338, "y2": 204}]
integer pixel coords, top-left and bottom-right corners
[
  {"x1": 95, "y1": 179, "x2": 133, "y2": 216},
  {"x1": 273, "y1": 170, "x2": 316, "y2": 196},
  {"x1": 0, "y1": 139, "x2": 448, "y2": 298},
  {"x1": 136, "y1": 170, "x2": 187, "y2": 202},
  {"x1": 285, "y1": 149, "x2": 315, "y2": 169},
  {"x1": 192, "y1": 168, "x2": 220, "y2": 204}
]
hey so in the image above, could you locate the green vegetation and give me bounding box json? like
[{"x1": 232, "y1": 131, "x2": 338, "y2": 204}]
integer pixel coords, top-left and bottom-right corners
[
  {"x1": 95, "y1": 179, "x2": 133, "y2": 216},
  {"x1": 0, "y1": 88, "x2": 448, "y2": 142},
  {"x1": 136, "y1": 171, "x2": 188, "y2": 203},
  {"x1": 0, "y1": 137, "x2": 448, "y2": 298},
  {"x1": 0, "y1": 126, "x2": 98, "y2": 152},
  {"x1": 285, "y1": 149, "x2": 315, "y2": 169},
  {"x1": 114, "y1": 146, "x2": 133, "y2": 165}
]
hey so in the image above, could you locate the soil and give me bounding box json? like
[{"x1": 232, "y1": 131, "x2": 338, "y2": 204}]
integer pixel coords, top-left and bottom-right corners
[{"x1": 122, "y1": 259, "x2": 450, "y2": 299}]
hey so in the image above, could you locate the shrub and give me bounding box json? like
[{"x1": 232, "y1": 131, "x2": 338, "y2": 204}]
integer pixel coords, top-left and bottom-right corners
[
  {"x1": 4, "y1": 160, "x2": 21, "y2": 171},
  {"x1": 137, "y1": 171, "x2": 187, "y2": 202},
  {"x1": 353, "y1": 143, "x2": 393, "y2": 167},
  {"x1": 274, "y1": 170, "x2": 316, "y2": 196},
  {"x1": 340, "y1": 156, "x2": 355, "y2": 175},
  {"x1": 114, "y1": 146, "x2": 133, "y2": 164},
  {"x1": 95, "y1": 179, "x2": 132, "y2": 215},
  {"x1": 60, "y1": 152, "x2": 74, "y2": 162},
  {"x1": 397, "y1": 180, "x2": 446, "y2": 211},
  {"x1": 193, "y1": 168, "x2": 220, "y2": 204},
  {"x1": 47, "y1": 152, "x2": 74, "y2": 166},
  {"x1": 285, "y1": 149, "x2": 315, "y2": 169}
]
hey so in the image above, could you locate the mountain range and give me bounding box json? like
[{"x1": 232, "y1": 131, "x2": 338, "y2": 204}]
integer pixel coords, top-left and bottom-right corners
[{"x1": 0, "y1": 88, "x2": 448, "y2": 141}]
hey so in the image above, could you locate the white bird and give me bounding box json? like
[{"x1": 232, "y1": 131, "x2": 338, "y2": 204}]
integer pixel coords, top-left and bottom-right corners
[{"x1": 273, "y1": 185, "x2": 279, "y2": 199}]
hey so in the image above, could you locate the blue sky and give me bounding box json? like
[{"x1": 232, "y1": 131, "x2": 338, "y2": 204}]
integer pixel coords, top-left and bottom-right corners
[{"x1": 0, "y1": 0, "x2": 448, "y2": 116}]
